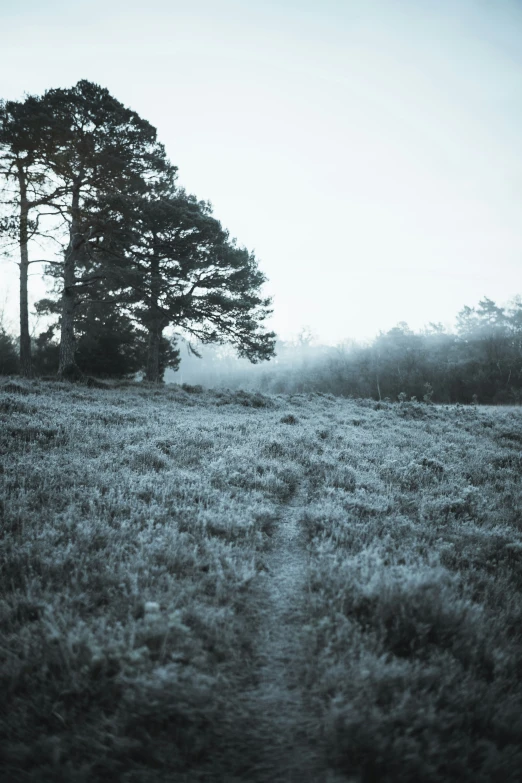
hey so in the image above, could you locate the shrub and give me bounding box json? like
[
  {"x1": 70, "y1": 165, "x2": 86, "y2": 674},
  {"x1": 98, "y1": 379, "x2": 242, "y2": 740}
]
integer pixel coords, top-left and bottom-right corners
[
  {"x1": 181, "y1": 383, "x2": 204, "y2": 394},
  {"x1": 0, "y1": 330, "x2": 19, "y2": 375}
]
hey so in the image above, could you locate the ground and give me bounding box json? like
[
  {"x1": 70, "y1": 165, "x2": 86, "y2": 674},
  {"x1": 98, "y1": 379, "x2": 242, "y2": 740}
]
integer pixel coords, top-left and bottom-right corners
[{"x1": 1, "y1": 378, "x2": 521, "y2": 782}]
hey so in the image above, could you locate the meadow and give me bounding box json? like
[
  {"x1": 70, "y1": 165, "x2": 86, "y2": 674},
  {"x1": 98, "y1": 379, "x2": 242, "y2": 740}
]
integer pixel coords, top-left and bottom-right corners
[{"x1": 1, "y1": 378, "x2": 521, "y2": 782}]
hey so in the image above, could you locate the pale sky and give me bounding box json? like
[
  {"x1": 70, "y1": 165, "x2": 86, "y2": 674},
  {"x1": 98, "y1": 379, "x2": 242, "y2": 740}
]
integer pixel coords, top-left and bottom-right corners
[{"x1": 1, "y1": 0, "x2": 521, "y2": 344}]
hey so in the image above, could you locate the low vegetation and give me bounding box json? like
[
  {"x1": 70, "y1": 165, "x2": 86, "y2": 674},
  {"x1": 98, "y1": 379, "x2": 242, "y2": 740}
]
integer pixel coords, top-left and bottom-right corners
[
  {"x1": 163, "y1": 296, "x2": 522, "y2": 406},
  {"x1": 1, "y1": 378, "x2": 521, "y2": 781}
]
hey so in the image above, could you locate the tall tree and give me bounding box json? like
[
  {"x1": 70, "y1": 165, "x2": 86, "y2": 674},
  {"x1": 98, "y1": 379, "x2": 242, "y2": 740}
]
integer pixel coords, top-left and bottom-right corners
[
  {"x1": 111, "y1": 187, "x2": 276, "y2": 382},
  {"x1": 0, "y1": 96, "x2": 60, "y2": 377},
  {"x1": 35, "y1": 80, "x2": 170, "y2": 378},
  {"x1": 4, "y1": 82, "x2": 274, "y2": 383}
]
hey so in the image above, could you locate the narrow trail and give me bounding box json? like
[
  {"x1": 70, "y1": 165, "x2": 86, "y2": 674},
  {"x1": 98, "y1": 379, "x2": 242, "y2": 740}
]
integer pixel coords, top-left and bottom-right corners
[{"x1": 244, "y1": 488, "x2": 348, "y2": 783}]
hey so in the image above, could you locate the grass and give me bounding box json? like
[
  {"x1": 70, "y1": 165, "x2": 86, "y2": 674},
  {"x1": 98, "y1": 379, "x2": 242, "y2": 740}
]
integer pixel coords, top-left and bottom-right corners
[{"x1": 1, "y1": 379, "x2": 521, "y2": 782}]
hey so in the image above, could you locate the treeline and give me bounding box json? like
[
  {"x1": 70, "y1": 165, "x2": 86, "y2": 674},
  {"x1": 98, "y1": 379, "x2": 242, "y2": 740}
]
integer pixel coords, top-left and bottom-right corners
[
  {"x1": 263, "y1": 297, "x2": 522, "y2": 404},
  {"x1": 0, "y1": 81, "x2": 275, "y2": 381},
  {"x1": 172, "y1": 297, "x2": 522, "y2": 406}
]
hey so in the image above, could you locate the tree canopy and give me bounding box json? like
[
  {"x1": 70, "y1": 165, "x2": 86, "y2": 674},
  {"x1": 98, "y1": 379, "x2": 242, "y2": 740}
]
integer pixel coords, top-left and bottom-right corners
[{"x1": 0, "y1": 80, "x2": 276, "y2": 381}]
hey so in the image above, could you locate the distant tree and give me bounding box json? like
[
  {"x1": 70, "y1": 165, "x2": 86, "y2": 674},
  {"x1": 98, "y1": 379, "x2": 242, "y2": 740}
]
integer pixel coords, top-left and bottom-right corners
[
  {"x1": 456, "y1": 297, "x2": 514, "y2": 401},
  {"x1": 370, "y1": 323, "x2": 427, "y2": 399},
  {"x1": 455, "y1": 305, "x2": 478, "y2": 339},
  {"x1": 507, "y1": 297, "x2": 522, "y2": 358},
  {"x1": 506, "y1": 297, "x2": 522, "y2": 401}
]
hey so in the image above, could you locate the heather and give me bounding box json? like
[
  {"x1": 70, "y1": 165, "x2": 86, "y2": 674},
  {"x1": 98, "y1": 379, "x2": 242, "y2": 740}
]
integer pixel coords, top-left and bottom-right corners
[{"x1": 1, "y1": 379, "x2": 521, "y2": 782}]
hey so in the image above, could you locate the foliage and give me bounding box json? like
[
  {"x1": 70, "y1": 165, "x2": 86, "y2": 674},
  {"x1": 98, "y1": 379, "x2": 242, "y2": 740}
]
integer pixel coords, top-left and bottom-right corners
[
  {"x1": 89, "y1": 181, "x2": 276, "y2": 380},
  {"x1": 0, "y1": 328, "x2": 18, "y2": 374},
  {"x1": 1, "y1": 82, "x2": 275, "y2": 380},
  {"x1": 32, "y1": 299, "x2": 180, "y2": 379},
  {"x1": 201, "y1": 296, "x2": 522, "y2": 405}
]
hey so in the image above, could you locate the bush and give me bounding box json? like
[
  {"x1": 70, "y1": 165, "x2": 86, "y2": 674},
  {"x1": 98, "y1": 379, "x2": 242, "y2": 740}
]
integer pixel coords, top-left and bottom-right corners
[
  {"x1": 0, "y1": 330, "x2": 19, "y2": 375},
  {"x1": 181, "y1": 383, "x2": 204, "y2": 393}
]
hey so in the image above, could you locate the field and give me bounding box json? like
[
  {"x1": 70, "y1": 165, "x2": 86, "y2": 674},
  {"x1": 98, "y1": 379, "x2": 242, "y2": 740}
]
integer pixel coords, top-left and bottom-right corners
[{"x1": 1, "y1": 378, "x2": 521, "y2": 782}]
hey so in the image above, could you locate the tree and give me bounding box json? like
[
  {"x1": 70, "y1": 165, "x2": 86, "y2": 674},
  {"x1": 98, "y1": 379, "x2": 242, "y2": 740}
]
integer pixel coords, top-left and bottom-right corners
[
  {"x1": 370, "y1": 323, "x2": 427, "y2": 399},
  {"x1": 4, "y1": 81, "x2": 274, "y2": 383},
  {"x1": 507, "y1": 297, "x2": 522, "y2": 358},
  {"x1": 34, "y1": 80, "x2": 170, "y2": 378},
  {"x1": 0, "y1": 95, "x2": 60, "y2": 377},
  {"x1": 456, "y1": 298, "x2": 513, "y2": 400},
  {"x1": 35, "y1": 290, "x2": 180, "y2": 379},
  {"x1": 110, "y1": 186, "x2": 276, "y2": 382}
]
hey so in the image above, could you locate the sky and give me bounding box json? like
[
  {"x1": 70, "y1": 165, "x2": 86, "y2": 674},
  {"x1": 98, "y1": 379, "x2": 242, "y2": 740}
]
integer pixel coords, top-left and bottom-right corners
[{"x1": 1, "y1": 0, "x2": 521, "y2": 344}]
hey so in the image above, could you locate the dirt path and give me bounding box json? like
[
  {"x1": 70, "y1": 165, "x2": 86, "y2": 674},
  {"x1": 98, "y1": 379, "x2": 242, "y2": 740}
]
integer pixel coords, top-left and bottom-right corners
[{"x1": 244, "y1": 490, "x2": 349, "y2": 783}]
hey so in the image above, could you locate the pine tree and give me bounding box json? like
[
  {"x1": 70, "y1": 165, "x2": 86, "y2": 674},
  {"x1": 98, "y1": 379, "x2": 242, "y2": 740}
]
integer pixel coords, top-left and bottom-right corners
[
  {"x1": 35, "y1": 81, "x2": 171, "y2": 378},
  {"x1": 110, "y1": 184, "x2": 276, "y2": 382},
  {"x1": 0, "y1": 96, "x2": 59, "y2": 376}
]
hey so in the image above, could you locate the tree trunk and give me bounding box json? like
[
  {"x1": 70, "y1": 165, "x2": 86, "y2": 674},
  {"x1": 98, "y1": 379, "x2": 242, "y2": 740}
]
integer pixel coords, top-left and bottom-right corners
[
  {"x1": 145, "y1": 323, "x2": 163, "y2": 383},
  {"x1": 58, "y1": 185, "x2": 83, "y2": 380},
  {"x1": 17, "y1": 165, "x2": 32, "y2": 377},
  {"x1": 58, "y1": 262, "x2": 80, "y2": 379},
  {"x1": 144, "y1": 245, "x2": 163, "y2": 383}
]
